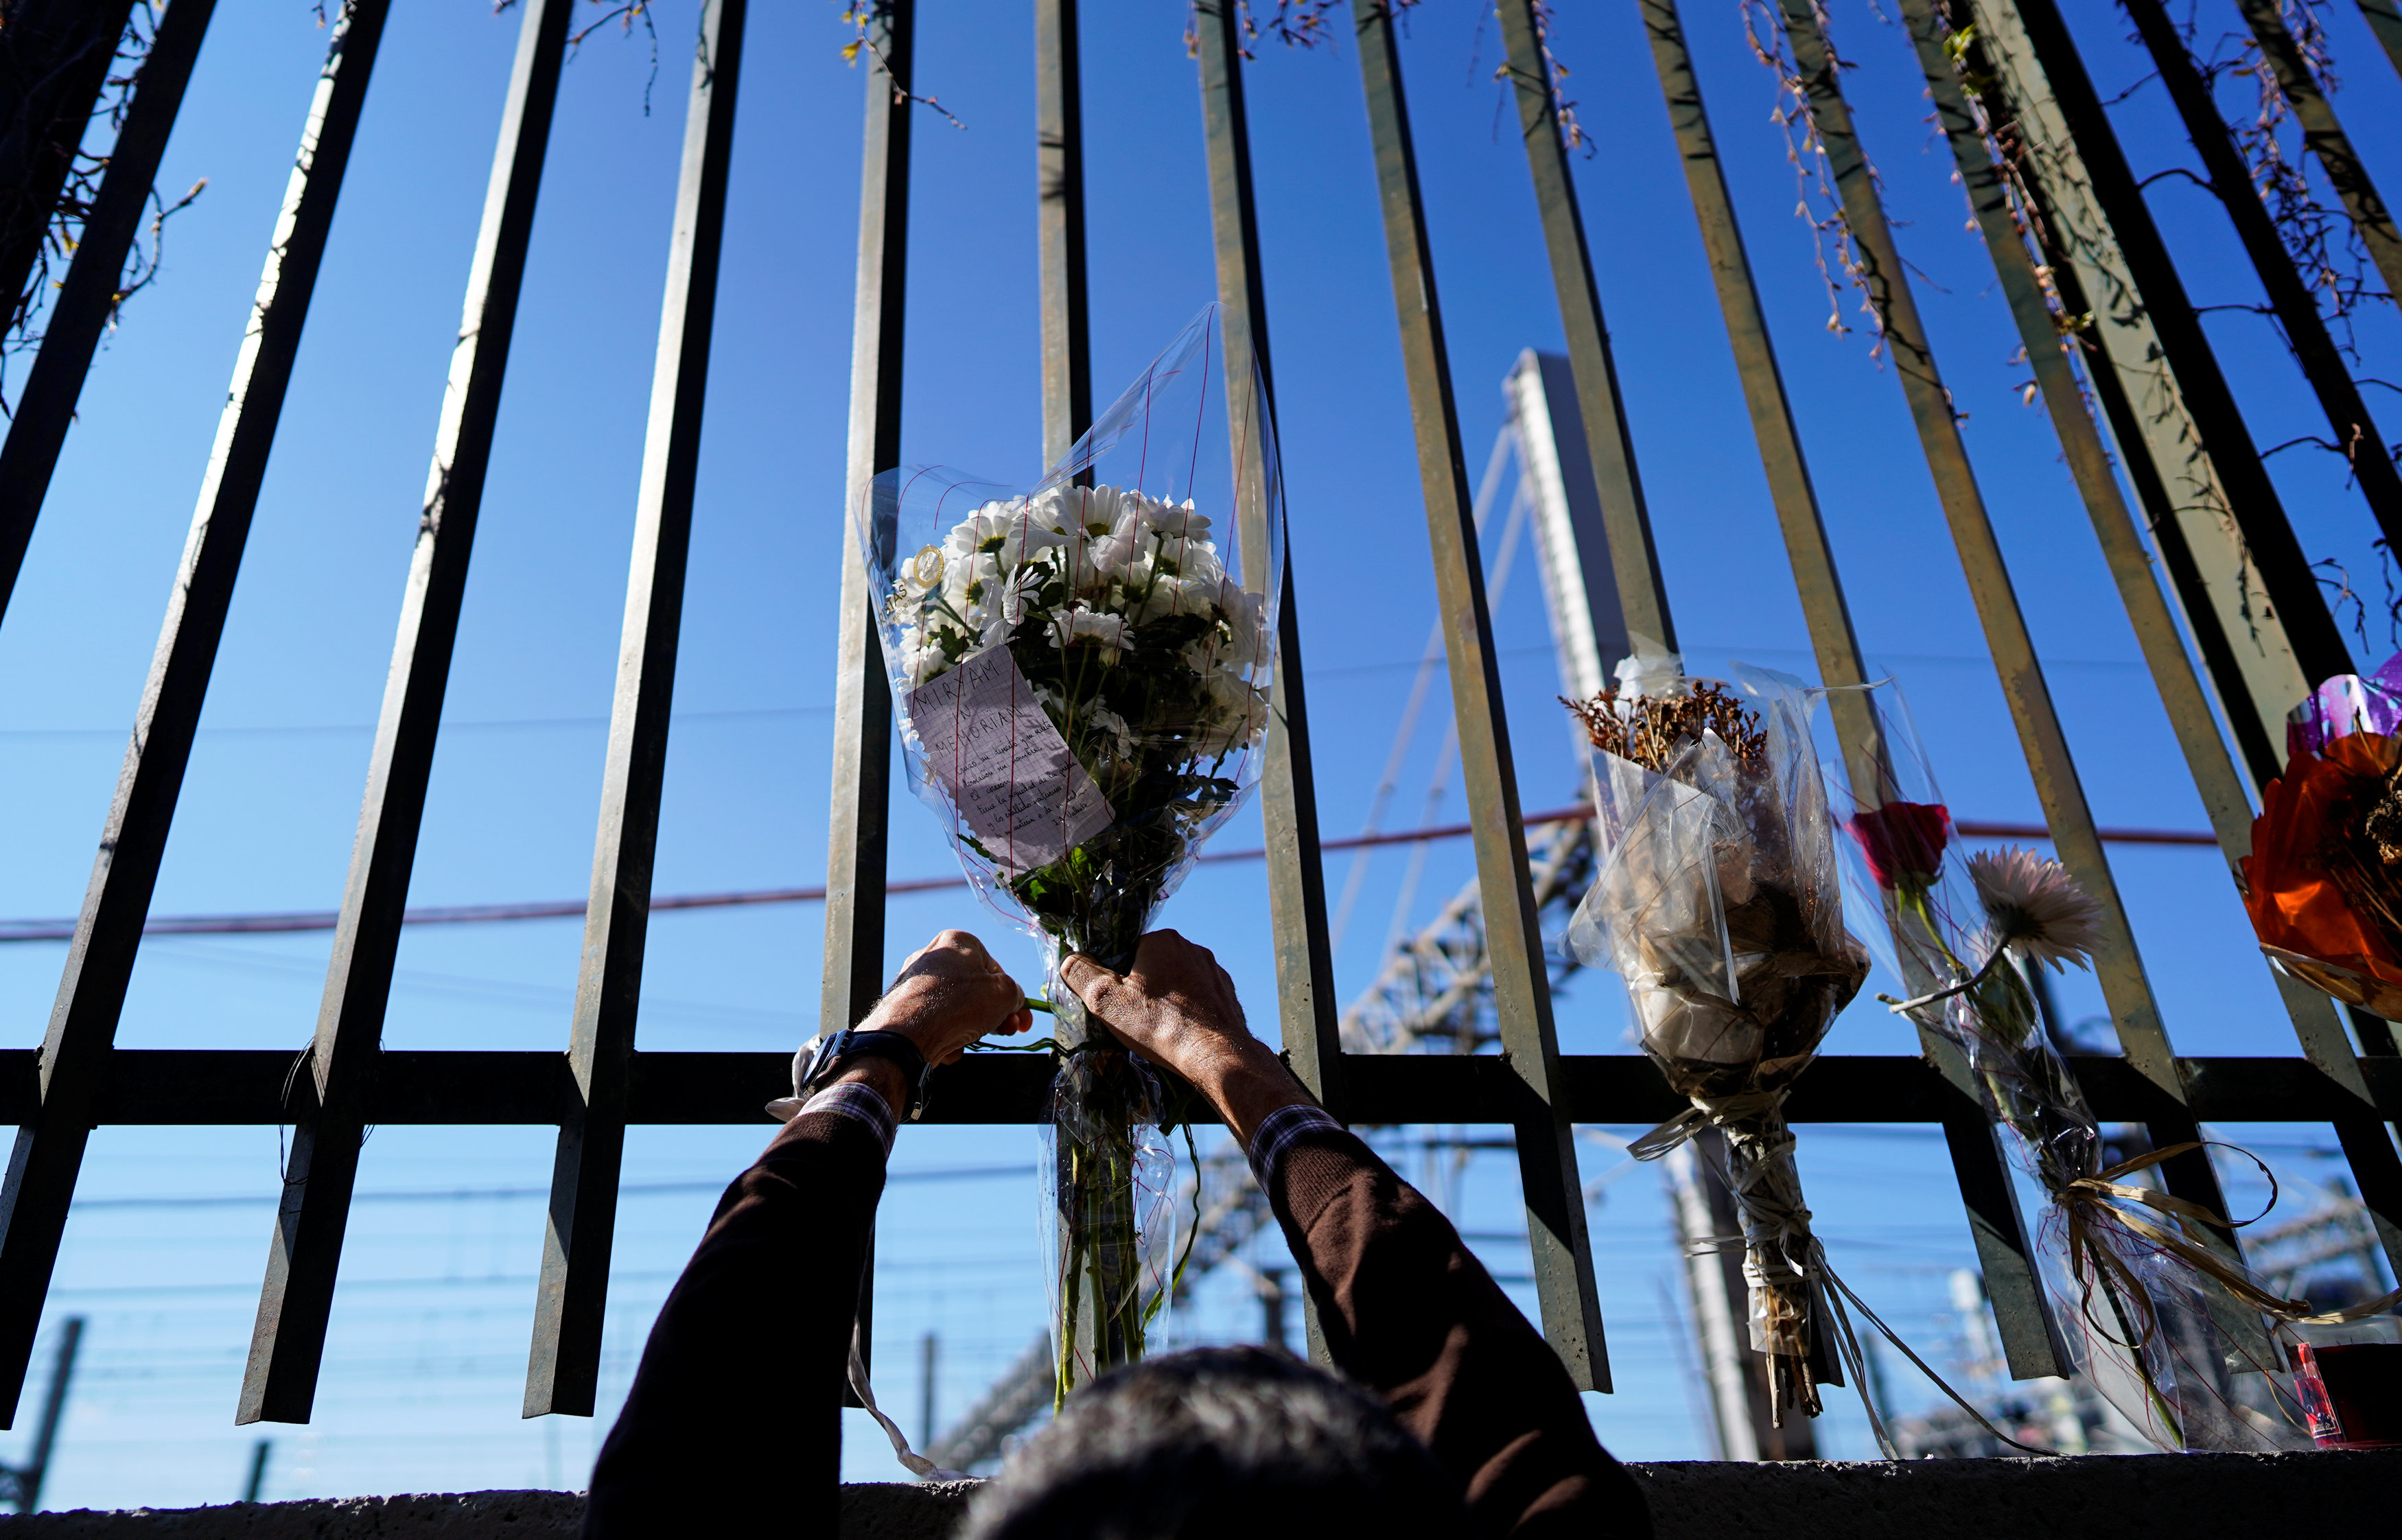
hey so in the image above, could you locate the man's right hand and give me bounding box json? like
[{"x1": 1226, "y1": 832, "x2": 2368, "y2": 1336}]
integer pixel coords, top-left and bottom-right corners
[
  {"x1": 865, "y1": 929, "x2": 1034, "y2": 1066},
  {"x1": 1060, "y1": 930, "x2": 1316, "y2": 1143}
]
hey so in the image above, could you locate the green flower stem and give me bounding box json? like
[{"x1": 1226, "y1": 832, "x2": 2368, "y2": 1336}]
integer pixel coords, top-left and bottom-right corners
[
  {"x1": 922, "y1": 590, "x2": 975, "y2": 635},
  {"x1": 1056, "y1": 1114, "x2": 1147, "y2": 1403},
  {"x1": 1878, "y1": 946, "x2": 2011, "y2": 1016},
  {"x1": 1885, "y1": 884, "x2": 2184, "y2": 1444},
  {"x1": 1896, "y1": 882, "x2": 1967, "y2": 977}
]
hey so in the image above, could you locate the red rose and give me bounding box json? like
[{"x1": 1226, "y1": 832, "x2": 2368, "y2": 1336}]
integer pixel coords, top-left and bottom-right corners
[{"x1": 1847, "y1": 801, "x2": 1952, "y2": 891}]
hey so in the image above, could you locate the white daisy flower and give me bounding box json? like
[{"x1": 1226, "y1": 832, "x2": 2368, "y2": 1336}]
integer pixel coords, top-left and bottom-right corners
[
  {"x1": 1050, "y1": 605, "x2": 1128, "y2": 657},
  {"x1": 943, "y1": 502, "x2": 1070, "y2": 568}
]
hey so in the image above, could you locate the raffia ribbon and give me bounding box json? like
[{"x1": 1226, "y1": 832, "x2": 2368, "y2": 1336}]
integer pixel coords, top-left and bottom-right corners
[
  {"x1": 2062, "y1": 1141, "x2": 2402, "y2": 1345},
  {"x1": 1626, "y1": 1088, "x2": 1791, "y2": 1162}
]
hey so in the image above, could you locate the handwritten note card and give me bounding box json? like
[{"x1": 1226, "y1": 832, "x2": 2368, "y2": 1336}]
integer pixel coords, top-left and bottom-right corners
[{"x1": 906, "y1": 646, "x2": 1114, "y2": 876}]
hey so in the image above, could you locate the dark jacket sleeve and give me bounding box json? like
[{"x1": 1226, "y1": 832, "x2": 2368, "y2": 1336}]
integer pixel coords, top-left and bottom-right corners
[
  {"x1": 583, "y1": 1108, "x2": 885, "y2": 1538},
  {"x1": 1267, "y1": 1127, "x2": 1652, "y2": 1540}
]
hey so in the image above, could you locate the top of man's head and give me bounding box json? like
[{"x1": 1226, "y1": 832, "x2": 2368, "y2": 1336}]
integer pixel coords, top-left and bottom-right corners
[{"x1": 958, "y1": 1346, "x2": 1465, "y2": 1540}]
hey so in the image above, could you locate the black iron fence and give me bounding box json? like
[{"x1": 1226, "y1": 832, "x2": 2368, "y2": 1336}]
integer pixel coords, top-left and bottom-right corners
[{"x1": 0, "y1": 0, "x2": 2394, "y2": 1434}]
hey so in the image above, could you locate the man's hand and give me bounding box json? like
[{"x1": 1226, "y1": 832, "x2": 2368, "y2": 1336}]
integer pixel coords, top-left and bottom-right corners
[
  {"x1": 1060, "y1": 930, "x2": 1314, "y2": 1143},
  {"x1": 863, "y1": 929, "x2": 1034, "y2": 1065}
]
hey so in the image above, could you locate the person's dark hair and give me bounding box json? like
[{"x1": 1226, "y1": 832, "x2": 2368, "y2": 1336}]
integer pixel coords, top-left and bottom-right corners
[{"x1": 957, "y1": 1345, "x2": 1465, "y2": 1540}]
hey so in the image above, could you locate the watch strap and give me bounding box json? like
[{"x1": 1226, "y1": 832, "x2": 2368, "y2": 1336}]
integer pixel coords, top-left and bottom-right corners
[{"x1": 799, "y1": 1028, "x2": 933, "y2": 1121}]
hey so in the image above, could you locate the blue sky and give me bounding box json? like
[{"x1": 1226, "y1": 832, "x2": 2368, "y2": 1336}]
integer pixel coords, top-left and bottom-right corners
[{"x1": 0, "y1": 0, "x2": 2397, "y2": 1506}]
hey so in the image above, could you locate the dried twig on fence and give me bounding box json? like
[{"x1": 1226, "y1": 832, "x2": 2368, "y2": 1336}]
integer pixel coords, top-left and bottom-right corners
[
  {"x1": 559, "y1": 1, "x2": 662, "y2": 115},
  {"x1": 2193, "y1": 0, "x2": 2387, "y2": 356},
  {"x1": 1741, "y1": 0, "x2": 1901, "y2": 358},
  {"x1": 1185, "y1": 1, "x2": 1425, "y2": 60},
  {"x1": 835, "y1": 1, "x2": 963, "y2": 129},
  {"x1": 3, "y1": 3, "x2": 209, "y2": 417},
  {"x1": 1493, "y1": 1, "x2": 1590, "y2": 155}
]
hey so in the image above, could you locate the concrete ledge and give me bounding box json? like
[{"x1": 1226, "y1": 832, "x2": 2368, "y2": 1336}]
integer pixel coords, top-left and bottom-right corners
[
  {"x1": 0, "y1": 1454, "x2": 2389, "y2": 1537},
  {"x1": 1633, "y1": 1451, "x2": 2396, "y2": 1537},
  {"x1": 0, "y1": 1491, "x2": 588, "y2": 1539},
  {"x1": 0, "y1": 1485, "x2": 981, "y2": 1539}
]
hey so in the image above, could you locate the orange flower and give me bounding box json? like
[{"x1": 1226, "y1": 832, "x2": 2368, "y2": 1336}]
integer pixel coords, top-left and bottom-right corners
[{"x1": 2243, "y1": 732, "x2": 2402, "y2": 1009}]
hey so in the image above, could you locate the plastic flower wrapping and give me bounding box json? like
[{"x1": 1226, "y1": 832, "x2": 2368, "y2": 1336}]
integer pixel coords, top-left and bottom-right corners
[
  {"x1": 856, "y1": 306, "x2": 1281, "y2": 1401},
  {"x1": 2244, "y1": 650, "x2": 2402, "y2": 1021},
  {"x1": 1561, "y1": 649, "x2": 1869, "y2": 1426},
  {"x1": 1827, "y1": 677, "x2": 2372, "y2": 1451}
]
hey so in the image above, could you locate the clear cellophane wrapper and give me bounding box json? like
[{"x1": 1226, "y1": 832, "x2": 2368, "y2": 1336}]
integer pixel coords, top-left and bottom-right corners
[
  {"x1": 855, "y1": 305, "x2": 1281, "y2": 1399},
  {"x1": 1565, "y1": 661, "x2": 1869, "y2": 1423},
  {"x1": 1038, "y1": 946, "x2": 1178, "y2": 1399},
  {"x1": 2247, "y1": 653, "x2": 2402, "y2": 1021},
  {"x1": 1831, "y1": 679, "x2": 2306, "y2": 1451}
]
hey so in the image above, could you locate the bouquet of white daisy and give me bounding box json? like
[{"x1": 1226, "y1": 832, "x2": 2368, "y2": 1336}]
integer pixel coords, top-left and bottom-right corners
[{"x1": 858, "y1": 306, "x2": 1280, "y2": 1399}]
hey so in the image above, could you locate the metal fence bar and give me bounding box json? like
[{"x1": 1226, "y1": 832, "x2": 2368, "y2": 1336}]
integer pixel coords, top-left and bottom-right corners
[
  {"x1": 524, "y1": 0, "x2": 745, "y2": 1421},
  {"x1": 2122, "y1": 0, "x2": 2402, "y2": 556},
  {"x1": 1351, "y1": 0, "x2": 1606, "y2": 1392},
  {"x1": 1035, "y1": 0, "x2": 1106, "y2": 1396},
  {"x1": 0, "y1": 0, "x2": 217, "y2": 628},
  {"x1": 1193, "y1": 0, "x2": 1342, "y2": 1366},
  {"x1": 1769, "y1": 0, "x2": 2268, "y2": 1356},
  {"x1": 1981, "y1": 0, "x2": 2398, "y2": 1072},
  {"x1": 0, "y1": 1049, "x2": 2373, "y2": 1128},
  {"x1": 1491, "y1": 0, "x2": 1671, "y2": 653},
  {"x1": 821, "y1": 8, "x2": 913, "y2": 1045},
  {"x1": 1636, "y1": 0, "x2": 2062, "y2": 1380},
  {"x1": 1629, "y1": 0, "x2": 1854, "y2": 719},
  {"x1": 235, "y1": 0, "x2": 572, "y2": 1427},
  {"x1": 2362, "y1": 0, "x2": 2402, "y2": 80},
  {"x1": 0, "y1": 0, "x2": 389, "y2": 1427},
  {"x1": 1905, "y1": 0, "x2": 2402, "y2": 1289},
  {"x1": 1900, "y1": 6, "x2": 2255, "y2": 954},
  {"x1": 1978, "y1": 0, "x2": 2352, "y2": 726},
  {"x1": 819, "y1": 0, "x2": 916, "y2": 1418},
  {"x1": 1962, "y1": 0, "x2": 2298, "y2": 791},
  {"x1": 1192, "y1": 3, "x2": 1342, "y2": 1119},
  {"x1": 1036, "y1": 0, "x2": 1090, "y2": 467},
  {"x1": 2236, "y1": 0, "x2": 2402, "y2": 303}
]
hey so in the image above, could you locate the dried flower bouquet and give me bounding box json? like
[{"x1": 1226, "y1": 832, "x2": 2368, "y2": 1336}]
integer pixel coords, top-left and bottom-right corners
[{"x1": 1563, "y1": 657, "x2": 1869, "y2": 1424}]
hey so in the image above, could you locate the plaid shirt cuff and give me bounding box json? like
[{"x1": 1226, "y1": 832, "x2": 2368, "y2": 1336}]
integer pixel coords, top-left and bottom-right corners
[
  {"x1": 1246, "y1": 1102, "x2": 1344, "y2": 1198},
  {"x1": 800, "y1": 1080, "x2": 897, "y2": 1157}
]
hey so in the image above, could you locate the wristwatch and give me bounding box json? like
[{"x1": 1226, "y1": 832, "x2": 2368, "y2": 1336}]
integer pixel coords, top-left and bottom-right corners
[{"x1": 795, "y1": 1027, "x2": 934, "y2": 1121}]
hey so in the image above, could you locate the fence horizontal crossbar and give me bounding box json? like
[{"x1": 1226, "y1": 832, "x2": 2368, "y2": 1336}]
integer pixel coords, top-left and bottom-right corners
[{"x1": 9, "y1": 1048, "x2": 2377, "y2": 1128}]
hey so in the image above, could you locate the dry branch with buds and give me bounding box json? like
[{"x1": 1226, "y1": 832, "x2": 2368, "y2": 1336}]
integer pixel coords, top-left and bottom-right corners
[{"x1": 1563, "y1": 679, "x2": 1768, "y2": 772}]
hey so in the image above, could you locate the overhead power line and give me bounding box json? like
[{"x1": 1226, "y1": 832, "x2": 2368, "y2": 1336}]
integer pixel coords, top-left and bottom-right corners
[
  {"x1": 0, "y1": 810, "x2": 2211, "y2": 944},
  {"x1": 65, "y1": 1165, "x2": 1034, "y2": 1211},
  {"x1": 0, "y1": 640, "x2": 2161, "y2": 743}
]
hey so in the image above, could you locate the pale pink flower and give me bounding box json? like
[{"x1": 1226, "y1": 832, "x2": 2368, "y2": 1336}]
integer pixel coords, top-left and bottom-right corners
[{"x1": 1968, "y1": 848, "x2": 2103, "y2": 972}]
